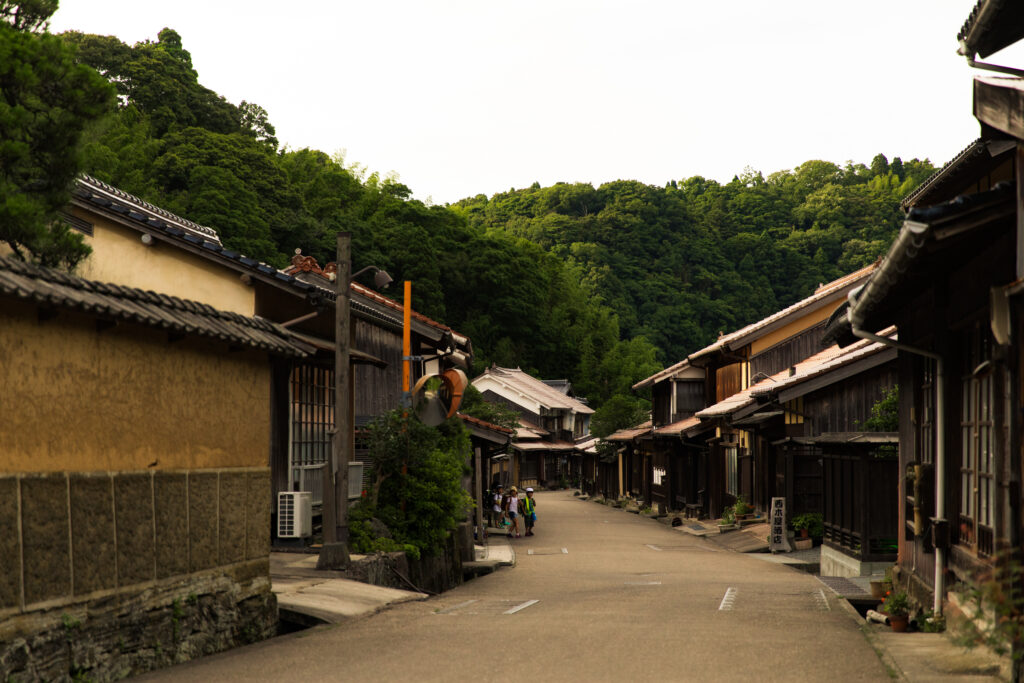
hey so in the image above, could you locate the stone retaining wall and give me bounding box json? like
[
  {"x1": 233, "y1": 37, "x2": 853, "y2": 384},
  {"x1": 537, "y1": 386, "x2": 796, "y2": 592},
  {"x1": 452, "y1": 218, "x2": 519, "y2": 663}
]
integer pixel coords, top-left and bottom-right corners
[{"x1": 0, "y1": 468, "x2": 276, "y2": 681}]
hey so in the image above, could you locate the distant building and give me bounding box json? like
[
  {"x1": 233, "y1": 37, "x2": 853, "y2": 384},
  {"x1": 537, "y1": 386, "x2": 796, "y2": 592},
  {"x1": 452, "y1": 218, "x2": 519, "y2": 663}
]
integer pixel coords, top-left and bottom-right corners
[{"x1": 472, "y1": 366, "x2": 593, "y2": 488}]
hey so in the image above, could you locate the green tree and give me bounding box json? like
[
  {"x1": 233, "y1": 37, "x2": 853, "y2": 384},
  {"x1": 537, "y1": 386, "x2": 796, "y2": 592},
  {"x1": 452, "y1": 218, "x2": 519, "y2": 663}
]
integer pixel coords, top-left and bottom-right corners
[
  {"x1": 591, "y1": 394, "x2": 649, "y2": 439},
  {"x1": 0, "y1": 8, "x2": 114, "y2": 269},
  {"x1": 364, "y1": 409, "x2": 473, "y2": 556}
]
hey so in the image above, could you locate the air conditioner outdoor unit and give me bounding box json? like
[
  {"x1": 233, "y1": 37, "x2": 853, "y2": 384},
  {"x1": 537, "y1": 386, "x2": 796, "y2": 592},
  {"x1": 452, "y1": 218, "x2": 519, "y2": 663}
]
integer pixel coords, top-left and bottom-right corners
[{"x1": 277, "y1": 491, "x2": 312, "y2": 538}]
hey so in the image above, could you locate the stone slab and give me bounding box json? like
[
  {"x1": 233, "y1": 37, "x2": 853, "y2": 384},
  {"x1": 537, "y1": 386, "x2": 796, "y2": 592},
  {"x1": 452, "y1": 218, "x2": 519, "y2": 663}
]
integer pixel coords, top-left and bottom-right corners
[
  {"x1": 273, "y1": 577, "x2": 427, "y2": 624},
  {"x1": 246, "y1": 471, "x2": 270, "y2": 560},
  {"x1": 21, "y1": 474, "x2": 70, "y2": 605},
  {"x1": 0, "y1": 477, "x2": 22, "y2": 609},
  {"x1": 188, "y1": 472, "x2": 218, "y2": 573},
  {"x1": 218, "y1": 471, "x2": 246, "y2": 565},
  {"x1": 153, "y1": 471, "x2": 189, "y2": 579},
  {"x1": 69, "y1": 473, "x2": 116, "y2": 594},
  {"x1": 114, "y1": 472, "x2": 154, "y2": 586}
]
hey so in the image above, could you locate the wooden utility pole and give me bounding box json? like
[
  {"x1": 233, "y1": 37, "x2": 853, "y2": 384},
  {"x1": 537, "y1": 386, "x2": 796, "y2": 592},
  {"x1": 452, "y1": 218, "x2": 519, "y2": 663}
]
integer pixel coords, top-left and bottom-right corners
[{"x1": 318, "y1": 232, "x2": 351, "y2": 569}]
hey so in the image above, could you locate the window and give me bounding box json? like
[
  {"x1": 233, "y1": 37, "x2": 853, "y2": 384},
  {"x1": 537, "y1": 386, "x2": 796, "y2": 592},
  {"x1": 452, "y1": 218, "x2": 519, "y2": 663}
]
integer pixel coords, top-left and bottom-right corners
[
  {"x1": 725, "y1": 446, "x2": 738, "y2": 496},
  {"x1": 290, "y1": 364, "x2": 334, "y2": 503},
  {"x1": 919, "y1": 358, "x2": 934, "y2": 465},
  {"x1": 959, "y1": 323, "x2": 994, "y2": 556},
  {"x1": 674, "y1": 380, "x2": 704, "y2": 418}
]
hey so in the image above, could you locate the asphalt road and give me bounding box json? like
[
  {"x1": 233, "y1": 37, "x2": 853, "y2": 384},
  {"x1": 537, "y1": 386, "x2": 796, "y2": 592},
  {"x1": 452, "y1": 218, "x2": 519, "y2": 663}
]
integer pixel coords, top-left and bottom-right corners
[{"x1": 139, "y1": 490, "x2": 889, "y2": 682}]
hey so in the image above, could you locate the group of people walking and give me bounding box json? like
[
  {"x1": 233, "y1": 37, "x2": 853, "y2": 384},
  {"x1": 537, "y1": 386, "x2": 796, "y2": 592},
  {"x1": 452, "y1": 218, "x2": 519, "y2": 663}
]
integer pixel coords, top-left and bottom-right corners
[{"x1": 489, "y1": 484, "x2": 537, "y2": 538}]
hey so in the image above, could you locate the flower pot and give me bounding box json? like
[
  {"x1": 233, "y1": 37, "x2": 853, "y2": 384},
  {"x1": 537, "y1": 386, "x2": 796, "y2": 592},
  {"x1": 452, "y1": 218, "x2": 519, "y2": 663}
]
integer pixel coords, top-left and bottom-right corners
[
  {"x1": 889, "y1": 615, "x2": 909, "y2": 632},
  {"x1": 793, "y1": 538, "x2": 813, "y2": 551},
  {"x1": 799, "y1": 528, "x2": 809, "y2": 539}
]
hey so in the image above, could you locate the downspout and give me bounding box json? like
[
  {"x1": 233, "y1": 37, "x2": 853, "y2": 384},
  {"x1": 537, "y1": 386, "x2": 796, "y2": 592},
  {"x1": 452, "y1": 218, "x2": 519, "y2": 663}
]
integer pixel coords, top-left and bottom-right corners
[{"x1": 847, "y1": 296, "x2": 946, "y2": 616}]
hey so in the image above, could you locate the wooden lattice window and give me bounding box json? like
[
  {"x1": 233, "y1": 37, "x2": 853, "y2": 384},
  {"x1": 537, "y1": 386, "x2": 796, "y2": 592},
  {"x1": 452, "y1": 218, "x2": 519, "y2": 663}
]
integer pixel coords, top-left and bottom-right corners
[
  {"x1": 959, "y1": 322, "x2": 994, "y2": 557},
  {"x1": 289, "y1": 364, "x2": 334, "y2": 502}
]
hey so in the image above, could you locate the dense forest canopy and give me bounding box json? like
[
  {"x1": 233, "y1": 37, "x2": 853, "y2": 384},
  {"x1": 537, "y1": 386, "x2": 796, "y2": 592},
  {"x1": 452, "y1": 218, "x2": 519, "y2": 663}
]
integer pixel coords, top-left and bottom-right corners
[{"x1": 1, "y1": 19, "x2": 938, "y2": 432}]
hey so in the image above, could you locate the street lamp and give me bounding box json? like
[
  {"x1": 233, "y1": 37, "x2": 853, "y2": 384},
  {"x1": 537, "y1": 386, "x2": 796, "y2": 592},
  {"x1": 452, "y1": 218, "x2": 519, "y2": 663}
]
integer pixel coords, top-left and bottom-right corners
[{"x1": 318, "y1": 233, "x2": 392, "y2": 570}]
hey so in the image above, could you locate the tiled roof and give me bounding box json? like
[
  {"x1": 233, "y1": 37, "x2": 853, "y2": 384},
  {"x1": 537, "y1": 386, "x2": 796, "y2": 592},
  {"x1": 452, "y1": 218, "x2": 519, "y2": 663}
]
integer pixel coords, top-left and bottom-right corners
[
  {"x1": 688, "y1": 264, "x2": 876, "y2": 365},
  {"x1": 749, "y1": 327, "x2": 896, "y2": 401},
  {"x1": 696, "y1": 343, "x2": 850, "y2": 420},
  {"x1": 958, "y1": 0, "x2": 1024, "y2": 59},
  {"x1": 513, "y1": 440, "x2": 576, "y2": 452},
  {"x1": 605, "y1": 420, "x2": 653, "y2": 442},
  {"x1": 652, "y1": 415, "x2": 709, "y2": 437},
  {"x1": 899, "y1": 139, "x2": 991, "y2": 211},
  {"x1": 457, "y1": 412, "x2": 515, "y2": 435},
  {"x1": 72, "y1": 176, "x2": 471, "y2": 351},
  {"x1": 632, "y1": 358, "x2": 692, "y2": 391},
  {"x1": 0, "y1": 255, "x2": 308, "y2": 357},
  {"x1": 475, "y1": 366, "x2": 595, "y2": 414},
  {"x1": 76, "y1": 174, "x2": 221, "y2": 243}
]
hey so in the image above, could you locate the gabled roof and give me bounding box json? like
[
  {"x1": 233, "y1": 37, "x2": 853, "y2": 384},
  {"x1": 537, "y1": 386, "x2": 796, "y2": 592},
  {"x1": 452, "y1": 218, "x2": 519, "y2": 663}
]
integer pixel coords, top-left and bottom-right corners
[
  {"x1": 687, "y1": 264, "x2": 876, "y2": 366},
  {"x1": 632, "y1": 358, "x2": 703, "y2": 391},
  {"x1": 850, "y1": 181, "x2": 1015, "y2": 333},
  {"x1": 958, "y1": 0, "x2": 1024, "y2": 59},
  {"x1": 697, "y1": 329, "x2": 896, "y2": 422},
  {"x1": 72, "y1": 175, "x2": 472, "y2": 357},
  {"x1": 575, "y1": 435, "x2": 599, "y2": 455},
  {"x1": 751, "y1": 328, "x2": 897, "y2": 403},
  {"x1": 473, "y1": 366, "x2": 594, "y2": 414},
  {"x1": 696, "y1": 344, "x2": 847, "y2": 420},
  {"x1": 0, "y1": 255, "x2": 308, "y2": 357}
]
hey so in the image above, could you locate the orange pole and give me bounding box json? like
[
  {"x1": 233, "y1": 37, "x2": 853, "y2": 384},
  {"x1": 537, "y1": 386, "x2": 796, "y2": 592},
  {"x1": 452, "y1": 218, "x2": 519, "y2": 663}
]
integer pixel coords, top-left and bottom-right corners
[{"x1": 403, "y1": 281, "x2": 411, "y2": 395}]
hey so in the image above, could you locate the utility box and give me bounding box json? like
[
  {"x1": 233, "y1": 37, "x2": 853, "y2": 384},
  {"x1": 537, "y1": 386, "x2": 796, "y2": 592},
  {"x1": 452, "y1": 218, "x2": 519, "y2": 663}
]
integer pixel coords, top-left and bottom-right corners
[{"x1": 277, "y1": 491, "x2": 312, "y2": 538}]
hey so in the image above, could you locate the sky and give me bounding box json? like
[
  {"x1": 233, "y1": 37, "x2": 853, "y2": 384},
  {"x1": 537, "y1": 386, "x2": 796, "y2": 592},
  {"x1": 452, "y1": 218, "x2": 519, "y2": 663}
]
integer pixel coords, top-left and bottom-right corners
[{"x1": 49, "y1": 1, "x2": 1024, "y2": 205}]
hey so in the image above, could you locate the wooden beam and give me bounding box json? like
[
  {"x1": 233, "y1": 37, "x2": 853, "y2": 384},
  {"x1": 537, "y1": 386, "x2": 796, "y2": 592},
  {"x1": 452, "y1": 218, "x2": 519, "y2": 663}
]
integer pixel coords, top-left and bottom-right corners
[{"x1": 974, "y1": 77, "x2": 1024, "y2": 140}]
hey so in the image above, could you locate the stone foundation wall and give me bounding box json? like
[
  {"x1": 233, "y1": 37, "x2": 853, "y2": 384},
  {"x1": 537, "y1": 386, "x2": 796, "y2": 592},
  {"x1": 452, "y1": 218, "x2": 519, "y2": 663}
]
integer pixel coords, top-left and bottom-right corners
[
  {"x1": 346, "y1": 533, "x2": 465, "y2": 594},
  {"x1": 0, "y1": 468, "x2": 275, "y2": 681}
]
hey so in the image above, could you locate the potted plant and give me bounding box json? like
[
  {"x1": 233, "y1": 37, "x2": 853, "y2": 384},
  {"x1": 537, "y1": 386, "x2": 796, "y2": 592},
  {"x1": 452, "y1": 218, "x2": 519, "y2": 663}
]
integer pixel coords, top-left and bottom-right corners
[
  {"x1": 882, "y1": 590, "x2": 910, "y2": 632},
  {"x1": 732, "y1": 497, "x2": 754, "y2": 521},
  {"x1": 791, "y1": 512, "x2": 823, "y2": 538},
  {"x1": 718, "y1": 508, "x2": 738, "y2": 533}
]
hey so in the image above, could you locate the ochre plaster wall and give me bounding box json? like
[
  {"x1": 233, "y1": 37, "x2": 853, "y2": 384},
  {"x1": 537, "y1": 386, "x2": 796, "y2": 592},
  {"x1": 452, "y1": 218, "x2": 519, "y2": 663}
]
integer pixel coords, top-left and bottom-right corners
[
  {"x1": 73, "y1": 207, "x2": 256, "y2": 317},
  {"x1": 0, "y1": 302, "x2": 271, "y2": 472},
  {"x1": 748, "y1": 301, "x2": 840, "y2": 355}
]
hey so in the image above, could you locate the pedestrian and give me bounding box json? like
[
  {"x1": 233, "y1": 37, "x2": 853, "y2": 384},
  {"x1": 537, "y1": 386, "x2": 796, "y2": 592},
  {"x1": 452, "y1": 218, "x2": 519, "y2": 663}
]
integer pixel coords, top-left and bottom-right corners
[
  {"x1": 491, "y1": 484, "x2": 504, "y2": 528},
  {"x1": 522, "y1": 487, "x2": 536, "y2": 536},
  {"x1": 506, "y1": 486, "x2": 521, "y2": 538}
]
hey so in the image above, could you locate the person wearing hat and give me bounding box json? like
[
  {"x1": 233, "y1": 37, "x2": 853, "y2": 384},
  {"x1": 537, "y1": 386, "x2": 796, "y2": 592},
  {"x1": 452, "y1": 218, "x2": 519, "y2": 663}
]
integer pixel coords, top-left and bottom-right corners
[{"x1": 522, "y1": 487, "x2": 536, "y2": 536}]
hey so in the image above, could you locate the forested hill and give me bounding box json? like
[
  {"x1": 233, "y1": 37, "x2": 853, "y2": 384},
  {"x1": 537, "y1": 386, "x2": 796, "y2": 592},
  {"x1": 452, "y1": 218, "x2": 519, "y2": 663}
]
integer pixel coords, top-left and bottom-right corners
[
  {"x1": 450, "y1": 158, "x2": 935, "y2": 364},
  {"x1": 4, "y1": 22, "x2": 936, "y2": 423}
]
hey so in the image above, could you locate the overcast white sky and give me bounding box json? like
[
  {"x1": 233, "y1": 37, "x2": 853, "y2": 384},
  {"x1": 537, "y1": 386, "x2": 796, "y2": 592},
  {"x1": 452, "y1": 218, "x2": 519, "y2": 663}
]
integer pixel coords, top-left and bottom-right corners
[{"x1": 49, "y1": 1, "x2": 1024, "y2": 205}]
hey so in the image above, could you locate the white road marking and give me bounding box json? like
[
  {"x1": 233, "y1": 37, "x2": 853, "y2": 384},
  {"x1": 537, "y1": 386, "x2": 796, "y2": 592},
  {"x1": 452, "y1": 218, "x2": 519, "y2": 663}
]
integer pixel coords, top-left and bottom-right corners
[
  {"x1": 527, "y1": 549, "x2": 534, "y2": 555},
  {"x1": 718, "y1": 587, "x2": 738, "y2": 611},
  {"x1": 645, "y1": 544, "x2": 663, "y2": 551},
  {"x1": 561, "y1": 547, "x2": 568, "y2": 554},
  {"x1": 814, "y1": 589, "x2": 831, "y2": 611},
  {"x1": 437, "y1": 599, "x2": 477, "y2": 614},
  {"x1": 625, "y1": 581, "x2": 662, "y2": 585},
  {"x1": 504, "y1": 599, "x2": 539, "y2": 614}
]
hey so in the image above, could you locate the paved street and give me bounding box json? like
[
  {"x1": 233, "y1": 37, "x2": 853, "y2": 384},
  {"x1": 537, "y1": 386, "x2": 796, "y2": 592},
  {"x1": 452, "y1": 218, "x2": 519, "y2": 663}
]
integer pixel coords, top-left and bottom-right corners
[{"x1": 139, "y1": 491, "x2": 889, "y2": 682}]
